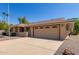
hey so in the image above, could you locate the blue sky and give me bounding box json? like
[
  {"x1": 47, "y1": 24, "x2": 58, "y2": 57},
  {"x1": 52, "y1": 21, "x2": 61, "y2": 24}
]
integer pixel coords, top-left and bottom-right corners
[
  {"x1": 0, "y1": 3, "x2": 8, "y2": 20},
  {"x1": 0, "y1": 3, "x2": 79, "y2": 24}
]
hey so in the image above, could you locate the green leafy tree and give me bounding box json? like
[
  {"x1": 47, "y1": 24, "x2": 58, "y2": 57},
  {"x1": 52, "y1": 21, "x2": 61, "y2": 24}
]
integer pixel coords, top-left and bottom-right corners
[
  {"x1": 0, "y1": 20, "x2": 9, "y2": 31},
  {"x1": 18, "y1": 16, "x2": 29, "y2": 24},
  {"x1": 68, "y1": 18, "x2": 79, "y2": 35}
]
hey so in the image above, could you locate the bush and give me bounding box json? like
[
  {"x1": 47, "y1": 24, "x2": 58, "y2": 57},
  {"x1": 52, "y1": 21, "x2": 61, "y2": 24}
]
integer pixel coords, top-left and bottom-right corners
[
  {"x1": 71, "y1": 30, "x2": 79, "y2": 35},
  {"x1": 2, "y1": 32, "x2": 16, "y2": 36},
  {"x1": 67, "y1": 18, "x2": 79, "y2": 35},
  {"x1": 2, "y1": 32, "x2": 7, "y2": 35}
]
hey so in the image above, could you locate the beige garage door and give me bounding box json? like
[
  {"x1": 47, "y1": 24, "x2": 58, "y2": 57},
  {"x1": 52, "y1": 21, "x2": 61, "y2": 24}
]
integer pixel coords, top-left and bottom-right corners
[{"x1": 34, "y1": 26, "x2": 59, "y2": 39}]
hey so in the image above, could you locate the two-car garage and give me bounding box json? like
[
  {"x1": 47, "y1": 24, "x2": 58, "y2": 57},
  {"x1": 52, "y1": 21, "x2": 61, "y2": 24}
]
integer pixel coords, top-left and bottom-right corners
[{"x1": 31, "y1": 25, "x2": 60, "y2": 40}]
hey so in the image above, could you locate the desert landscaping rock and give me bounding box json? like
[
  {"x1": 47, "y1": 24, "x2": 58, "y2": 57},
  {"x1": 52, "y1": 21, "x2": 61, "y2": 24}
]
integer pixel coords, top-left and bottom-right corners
[{"x1": 55, "y1": 35, "x2": 79, "y2": 55}]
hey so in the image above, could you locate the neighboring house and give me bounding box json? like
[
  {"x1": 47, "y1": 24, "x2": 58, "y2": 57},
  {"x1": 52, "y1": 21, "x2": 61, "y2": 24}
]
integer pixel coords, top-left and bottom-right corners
[{"x1": 10, "y1": 18, "x2": 74, "y2": 40}]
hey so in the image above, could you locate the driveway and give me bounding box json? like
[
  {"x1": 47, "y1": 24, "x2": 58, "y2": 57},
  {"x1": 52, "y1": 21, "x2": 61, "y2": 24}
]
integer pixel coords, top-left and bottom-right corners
[
  {"x1": 55, "y1": 35, "x2": 79, "y2": 55},
  {"x1": 0, "y1": 37, "x2": 63, "y2": 55}
]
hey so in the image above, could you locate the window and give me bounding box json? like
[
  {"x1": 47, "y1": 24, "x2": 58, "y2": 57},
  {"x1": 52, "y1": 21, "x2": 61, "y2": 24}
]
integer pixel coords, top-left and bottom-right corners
[
  {"x1": 45, "y1": 26, "x2": 49, "y2": 28},
  {"x1": 52, "y1": 25, "x2": 57, "y2": 28},
  {"x1": 39, "y1": 26, "x2": 43, "y2": 29},
  {"x1": 20, "y1": 27, "x2": 24, "y2": 32},
  {"x1": 35, "y1": 27, "x2": 38, "y2": 29}
]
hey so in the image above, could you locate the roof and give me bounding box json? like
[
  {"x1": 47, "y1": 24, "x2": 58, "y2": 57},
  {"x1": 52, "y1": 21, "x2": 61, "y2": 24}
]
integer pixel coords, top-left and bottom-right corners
[
  {"x1": 32, "y1": 18, "x2": 65, "y2": 24},
  {"x1": 10, "y1": 24, "x2": 28, "y2": 27},
  {"x1": 10, "y1": 18, "x2": 74, "y2": 27}
]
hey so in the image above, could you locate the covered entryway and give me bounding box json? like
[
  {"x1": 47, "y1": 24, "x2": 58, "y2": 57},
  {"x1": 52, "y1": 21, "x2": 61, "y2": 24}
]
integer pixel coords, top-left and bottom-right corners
[{"x1": 33, "y1": 25, "x2": 60, "y2": 40}]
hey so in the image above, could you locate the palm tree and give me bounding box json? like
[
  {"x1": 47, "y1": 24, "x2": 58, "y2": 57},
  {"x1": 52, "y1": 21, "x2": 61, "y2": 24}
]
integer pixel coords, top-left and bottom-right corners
[
  {"x1": 2, "y1": 12, "x2": 8, "y2": 22},
  {"x1": 2, "y1": 12, "x2": 9, "y2": 32},
  {"x1": 18, "y1": 16, "x2": 29, "y2": 24},
  {"x1": 2, "y1": 12, "x2": 11, "y2": 36}
]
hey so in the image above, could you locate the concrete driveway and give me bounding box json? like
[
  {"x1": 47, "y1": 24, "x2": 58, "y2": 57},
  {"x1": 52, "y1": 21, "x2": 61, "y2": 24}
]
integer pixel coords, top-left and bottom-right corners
[{"x1": 0, "y1": 37, "x2": 63, "y2": 55}]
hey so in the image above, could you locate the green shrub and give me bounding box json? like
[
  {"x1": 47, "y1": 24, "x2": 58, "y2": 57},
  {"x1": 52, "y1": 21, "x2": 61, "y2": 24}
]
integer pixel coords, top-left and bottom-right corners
[{"x1": 71, "y1": 30, "x2": 79, "y2": 35}]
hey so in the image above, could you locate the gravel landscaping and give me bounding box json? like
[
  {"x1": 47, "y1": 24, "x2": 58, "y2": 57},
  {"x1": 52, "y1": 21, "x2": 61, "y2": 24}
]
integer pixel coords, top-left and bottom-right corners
[{"x1": 55, "y1": 35, "x2": 79, "y2": 55}]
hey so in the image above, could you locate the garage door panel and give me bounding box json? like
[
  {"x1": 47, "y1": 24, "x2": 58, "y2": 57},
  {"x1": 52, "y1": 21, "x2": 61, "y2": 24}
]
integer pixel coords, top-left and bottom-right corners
[{"x1": 34, "y1": 28, "x2": 59, "y2": 39}]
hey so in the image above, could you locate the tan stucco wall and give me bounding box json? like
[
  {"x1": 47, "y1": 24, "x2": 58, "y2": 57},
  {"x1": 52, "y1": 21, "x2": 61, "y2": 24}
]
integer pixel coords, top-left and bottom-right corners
[
  {"x1": 69, "y1": 22, "x2": 74, "y2": 32},
  {"x1": 60, "y1": 23, "x2": 68, "y2": 40},
  {"x1": 60, "y1": 22, "x2": 74, "y2": 40},
  {"x1": 16, "y1": 32, "x2": 28, "y2": 37}
]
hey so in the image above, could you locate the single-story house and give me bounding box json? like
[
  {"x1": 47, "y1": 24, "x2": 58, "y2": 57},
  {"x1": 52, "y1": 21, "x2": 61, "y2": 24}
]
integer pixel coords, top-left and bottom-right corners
[{"x1": 10, "y1": 18, "x2": 74, "y2": 40}]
